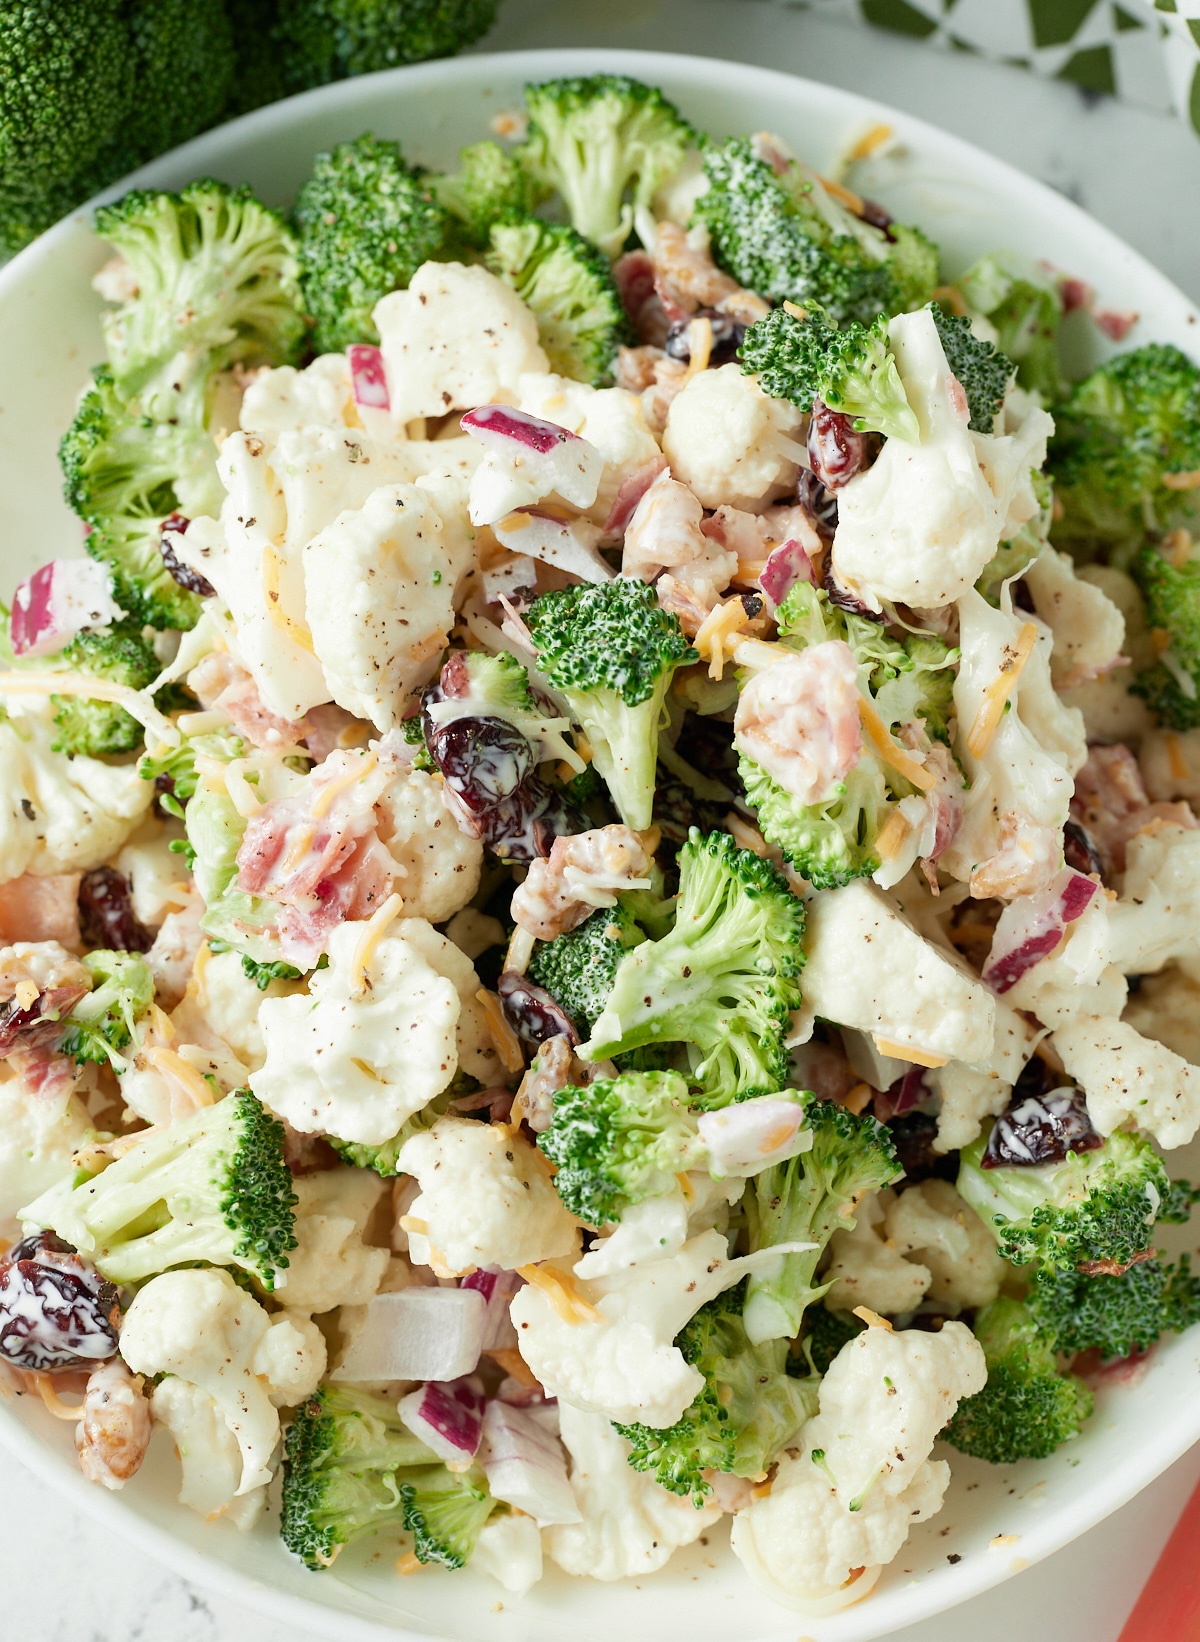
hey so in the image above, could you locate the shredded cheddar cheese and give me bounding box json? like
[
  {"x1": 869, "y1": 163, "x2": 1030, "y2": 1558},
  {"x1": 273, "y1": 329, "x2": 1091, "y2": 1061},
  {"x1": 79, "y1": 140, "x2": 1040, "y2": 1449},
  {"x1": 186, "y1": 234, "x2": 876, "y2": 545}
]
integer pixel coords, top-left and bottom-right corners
[
  {"x1": 261, "y1": 545, "x2": 317, "y2": 654},
  {"x1": 931, "y1": 284, "x2": 968, "y2": 316},
  {"x1": 873, "y1": 808, "x2": 911, "y2": 862},
  {"x1": 12, "y1": 979, "x2": 38, "y2": 1011},
  {"x1": 0, "y1": 671, "x2": 180, "y2": 747},
  {"x1": 477, "y1": 987, "x2": 524, "y2": 1074},
  {"x1": 819, "y1": 174, "x2": 864, "y2": 214},
  {"x1": 843, "y1": 1082, "x2": 874, "y2": 1116},
  {"x1": 873, "y1": 1038, "x2": 949, "y2": 1068},
  {"x1": 852, "y1": 1306, "x2": 894, "y2": 1331},
  {"x1": 1162, "y1": 469, "x2": 1200, "y2": 491},
  {"x1": 190, "y1": 940, "x2": 211, "y2": 1009},
  {"x1": 143, "y1": 1047, "x2": 218, "y2": 1112},
  {"x1": 1167, "y1": 731, "x2": 1190, "y2": 784},
  {"x1": 858, "y1": 696, "x2": 936, "y2": 792},
  {"x1": 310, "y1": 750, "x2": 378, "y2": 819},
  {"x1": 1166, "y1": 528, "x2": 1194, "y2": 569},
  {"x1": 505, "y1": 925, "x2": 535, "y2": 976},
  {"x1": 515, "y1": 1263, "x2": 603, "y2": 1325},
  {"x1": 223, "y1": 758, "x2": 262, "y2": 819},
  {"x1": 349, "y1": 891, "x2": 405, "y2": 998},
  {"x1": 693, "y1": 599, "x2": 753, "y2": 681},
  {"x1": 965, "y1": 622, "x2": 1038, "y2": 758},
  {"x1": 782, "y1": 300, "x2": 809, "y2": 321},
  {"x1": 848, "y1": 123, "x2": 893, "y2": 161},
  {"x1": 485, "y1": 1347, "x2": 540, "y2": 1388},
  {"x1": 36, "y1": 1375, "x2": 86, "y2": 1421},
  {"x1": 680, "y1": 315, "x2": 713, "y2": 385}
]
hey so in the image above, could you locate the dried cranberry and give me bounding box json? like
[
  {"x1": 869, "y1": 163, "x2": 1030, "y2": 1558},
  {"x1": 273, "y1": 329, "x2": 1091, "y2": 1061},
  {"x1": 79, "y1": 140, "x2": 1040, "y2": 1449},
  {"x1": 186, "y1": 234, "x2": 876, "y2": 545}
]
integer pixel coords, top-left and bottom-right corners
[
  {"x1": 796, "y1": 469, "x2": 838, "y2": 541},
  {"x1": 159, "y1": 515, "x2": 215, "y2": 598},
  {"x1": 858, "y1": 198, "x2": 895, "y2": 235},
  {"x1": 982, "y1": 1086, "x2": 1103, "y2": 1169},
  {"x1": 664, "y1": 308, "x2": 747, "y2": 368},
  {"x1": 808, "y1": 400, "x2": 871, "y2": 492},
  {"x1": 426, "y1": 716, "x2": 535, "y2": 814},
  {"x1": 875, "y1": 1066, "x2": 929, "y2": 1124},
  {"x1": 886, "y1": 1110, "x2": 959, "y2": 1185},
  {"x1": 481, "y1": 778, "x2": 584, "y2": 863},
  {"x1": 497, "y1": 970, "x2": 580, "y2": 1049},
  {"x1": 0, "y1": 1232, "x2": 120, "y2": 1372},
  {"x1": 822, "y1": 549, "x2": 884, "y2": 623},
  {"x1": 1063, "y1": 819, "x2": 1104, "y2": 879},
  {"x1": 78, "y1": 866, "x2": 152, "y2": 953}
]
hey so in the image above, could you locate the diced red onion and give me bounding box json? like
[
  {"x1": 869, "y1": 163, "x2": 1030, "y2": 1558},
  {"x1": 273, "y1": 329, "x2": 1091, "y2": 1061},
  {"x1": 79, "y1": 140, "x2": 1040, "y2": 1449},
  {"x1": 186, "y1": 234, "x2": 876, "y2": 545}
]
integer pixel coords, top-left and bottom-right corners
[
  {"x1": 1095, "y1": 309, "x2": 1137, "y2": 342},
  {"x1": 333, "y1": 1288, "x2": 486, "y2": 1383},
  {"x1": 397, "y1": 1375, "x2": 486, "y2": 1466},
  {"x1": 347, "y1": 344, "x2": 390, "y2": 410},
  {"x1": 982, "y1": 867, "x2": 1100, "y2": 995},
  {"x1": 697, "y1": 1097, "x2": 811, "y2": 1176},
  {"x1": 461, "y1": 1267, "x2": 522, "y2": 1351},
  {"x1": 479, "y1": 1399, "x2": 581, "y2": 1526},
  {"x1": 758, "y1": 538, "x2": 815, "y2": 610},
  {"x1": 492, "y1": 509, "x2": 614, "y2": 583},
  {"x1": 11, "y1": 560, "x2": 122, "y2": 657},
  {"x1": 874, "y1": 1066, "x2": 928, "y2": 1124},
  {"x1": 463, "y1": 406, "x2": 605, "y2": 523},
  {"x1": 462, "y1": 404, "x2": 582, "y2": 455}
]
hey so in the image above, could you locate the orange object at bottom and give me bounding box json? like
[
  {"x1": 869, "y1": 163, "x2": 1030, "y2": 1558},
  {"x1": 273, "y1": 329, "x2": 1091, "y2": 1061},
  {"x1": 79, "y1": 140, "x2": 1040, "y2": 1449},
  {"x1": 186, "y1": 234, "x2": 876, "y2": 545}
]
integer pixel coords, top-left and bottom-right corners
[{"x1": 1119, "y1": 1475, "x2": 1200, "y2": 1640}]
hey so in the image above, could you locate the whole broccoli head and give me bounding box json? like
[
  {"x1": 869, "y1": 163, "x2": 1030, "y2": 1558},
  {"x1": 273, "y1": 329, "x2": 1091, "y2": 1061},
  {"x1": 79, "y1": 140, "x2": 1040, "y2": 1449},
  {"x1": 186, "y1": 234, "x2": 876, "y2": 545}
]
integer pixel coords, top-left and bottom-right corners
[
  {"x1": 20, "y1": 1089, "x2": 298, "y2": 1289},
  {"x1": 614, "y1": 1280, "x2": 819, "y2": 1506},
  {"x1": 49, "y1": 623, "x2": 160, "y2": 756},
  {"x1": 930, "y1": 305, "x2": 1014, "y2": 433},
  {"x1": 292, "y1": 134, "x2": 452, "y2": 353},
  {"x1": 431, "y1": 140, "x2": 541, "y2": 247},
  {"x1": 1048, "y1": 343, "x2": 1200, "y2": 561},
  {"x1": 743, "y1": 1098, "x2": 902, "y2": 1344},
  {"x1": 1130, "y1": 544, "x2": 1200, "y2": 730},
  {"x1": 518, "y1": 75, "x2": 694, "y2": 258},
  {"x1": 526, "y1": 578, "x2": 696, "y2": 831},
  {"x1": 270, "y1": 0, "x2": 498, "y2": 94},
  {"x1": 584, "y1": 828, "x2": 806, "y2": 1108},
  {"x1": 527, "y1": 901, "x2": 649, "y2": 1036},
  {"x1": 957, "y1": 255, "x2": 1065, "y2": 403},
  {"x1": 957, "y1": 1121, "x2": 1168, "y2": 1272},
  {"x1": 739, "y1": 305, "x2": 918, "y2": 442},
  {"x1": 942, "y1": 1297, "x2": 1093, "y2": 1465},
  {"x1": 1029, "y1": 1254, "x2": 1200, "y2": 1361},
  {"x1": 487, "y1": 218, "x2": 631, "y2": 387},
  {"x1": 56, "y1": 949, "x2": 154, "y2": 1072}
]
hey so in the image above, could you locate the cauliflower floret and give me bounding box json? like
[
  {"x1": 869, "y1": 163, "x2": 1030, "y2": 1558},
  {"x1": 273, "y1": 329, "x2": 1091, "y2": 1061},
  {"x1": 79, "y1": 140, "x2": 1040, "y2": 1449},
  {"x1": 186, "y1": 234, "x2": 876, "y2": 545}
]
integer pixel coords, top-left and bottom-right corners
[
  {"x1": 473, "y1": 1509, "x2": 545, "y2": 1595},
  {"x1": 272, "y1": 425, "x2": 427, "y2": 553},
  {"x1": 304, "y1": 483, "x2": 457, "y2": 732},
  {"x1": 251, "y1": 915, "x2": 465, "y2": 1146},
  {"x1": 375, "y1": 262, "x2": 549, "y2": 426},
  {"x1": 548, "y1": 1403, "x2": 720, "y2": 1581},
  {"x1": 928, "y1": 998, "x2": 1039, "y2": 1153},
  {"x1": 1141, "y1": 727, "x2": 1200, "y2": 805},
  {"x1": 1001, "y1": 893, "x2": 1122, "y2": 1028},
  {"x1": 150, "y1": 1377, "x2": 267, "y2": 1530},
  {"x1": 511, "y1": 1229, "x2": 757, "y2": 1427},
  {"x1": 0, "y1": 697, "x2": 153, "y2": 883},
  {"x1": 239, "y1": 353, "x2": 356, "y2": 437},
  {"x1": 885, "y1": 1179, "x2": 1006, "y2": 1313},
  {"x1": 376, "y1": 767, "x2": 482, "y2": 923},
  {"x1": 1024, "y1": 546, "x2": 1125, "y2": 688},
  {"x1": 1123, "y1": 965, "x2": 1200, "y2": 1065},
  {"x1": 275, "y1": 1167, "x2": 390, "y2": 1313},
  {"x1": 116, "y1": 826, "x2": 188, "y2": 929},
  {"x1": 1054, "y1": 1015, "x2": 1200, "y2": 1150},
  {"x1": 797, "y1": 879, "x2": 995, "y2": 1066},
  {"x1": 0, "y1": 1073, "x2": 92, "y2": 1236},
  {"x1": 832, "y1": 310, "x2": 1053, "y2": 610},
  {"x1": 397, "y1": 1114, "x2": 578, "y2": 1275},
  {"x1": 120, "y1": 1268, "x2": 325, "y2": 1495},
  {"x1": 574, "y1": 1175, "x2": 742, "y2": 1280},
  {"x1": 394, "y1": 917, "x2": 501, "y2": 1084},
  {"x1": 730, "y1": 1321, "x2": 986, "y2": 1611},
  {"x1": 822, "y1": 1190, "x2": 931, "y2": 1317},
  {"x1": 518, "y1": 372, "x2": 663, "y2": 526},
  {"x1": 171, "y1": 947, "x2": 299, "y2": 1074},
  {"x1": 663, "y1": 364, "x2": 803, "y2": 509},
  {"x1": 1107, "y1": 824, "x2": 1200, "y2": 977}
]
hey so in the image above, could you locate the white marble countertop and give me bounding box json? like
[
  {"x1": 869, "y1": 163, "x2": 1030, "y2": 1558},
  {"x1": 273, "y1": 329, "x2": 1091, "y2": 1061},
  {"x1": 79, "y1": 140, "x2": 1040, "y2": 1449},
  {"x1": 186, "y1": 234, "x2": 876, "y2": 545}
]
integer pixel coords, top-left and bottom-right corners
[{"x1": 3, "y1": 4, "x2": 1199, "y2": 1638}]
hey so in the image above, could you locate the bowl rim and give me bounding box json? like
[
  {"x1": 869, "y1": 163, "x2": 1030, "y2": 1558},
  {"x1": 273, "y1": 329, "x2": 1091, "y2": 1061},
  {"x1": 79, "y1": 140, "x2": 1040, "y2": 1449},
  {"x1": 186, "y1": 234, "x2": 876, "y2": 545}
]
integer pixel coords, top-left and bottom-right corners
[{"x1": 1, "y1": 42, "x2": 1198, "y2": 1642}]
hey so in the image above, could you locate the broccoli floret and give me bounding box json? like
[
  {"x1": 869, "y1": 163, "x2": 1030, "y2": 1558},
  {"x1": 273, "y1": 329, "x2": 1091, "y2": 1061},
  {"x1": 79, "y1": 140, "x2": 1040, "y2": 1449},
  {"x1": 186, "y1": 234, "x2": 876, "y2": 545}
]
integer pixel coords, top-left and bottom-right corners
[
  {"x1": 942, "y1": 1297, "x2": 1093, "y2": 1464},
  {"x1": 21, "y1": 1089, "x2": 297, "y2": 1288},
  {"x1": 1130, "y1": 544, "x2": 1200, "y2": 729},
  {"x1": 742, "y1": 1098, "x2": 902, "y2": 1343},
  {"x1": 292, "y1": 134, "x2": 452, "y2": 354},
  {"x1": 124, "y1": 0, "x2": 235, "y2": 171},
  {"x1": 1048, "y1": 344, "x2": 1200, "y2": 561},
  {"x1": 614, "y1": 1280, "x2": 819, "y2": 1506},
  {"x1": 518, "y1": 75, "x2": 694, "y2": 258},
  {"x1": 56, "y1": 950, "x2": 154, "y2": 1071},
  {"x1": 527, "y1": 902, "x2": 649, "y2": 1034},
  {"x1": 399, "y1": 1468, "x2": 496, "y2": 1569},
  {"x1": 584, "y1": 828, "x2": 805, "y2": 1109},
  {"x1": 957, "y1": 255, "x2": 1065, "y2": 403},
  {"x1": 139, "y1": 727, "x2": 244, "y2": 818},
  {"x1": 930, "y1": 305, "x2": 1014, "y2": 433},
  {"x1": 281, "y1": 1385, "x2": 447, "y2": 1569},
  {"x1": 48, "y1": 623, "x2": 159, "y2": 756},
  {"x1": 241, "y1": 955, "x2": 303, "y2": 991},
  {"x1": 739, "y1": 756, "x2": 891, "y2": 892},
  {"x1": 739, "y1": 305, "x2": 918, "y2": 442},
  {"x1": 525, "y1": 579, "x2": 696, "y2": 831},
  {"x1": 431, "y1": 140, "x2": 541, "y2": 246},
  {"x1": 428, "y1": 648, "x2": 581, "y2": 770},
  {"x1": 186, "y1": 782, "x2": 282, "y2": 965},
  {"x1": 1028, "y1": 1255, "x2": 1200, "y2": 1360},
  {"x1": 330, "y1": 1091, "x2": 453, "y2": 1177},
  {"x1": 957, "y1": 1122, "x2": 1169, "y2": 1273},
  {"x1": 487, "y1": 219, "x2": 631, "y2": 387},
  {"x1": 95, "y1": 181, "x2": 305, "y2": 415},
  {"x1": 800, "y1": 1302, "x2": 866, "y2": 1374}
]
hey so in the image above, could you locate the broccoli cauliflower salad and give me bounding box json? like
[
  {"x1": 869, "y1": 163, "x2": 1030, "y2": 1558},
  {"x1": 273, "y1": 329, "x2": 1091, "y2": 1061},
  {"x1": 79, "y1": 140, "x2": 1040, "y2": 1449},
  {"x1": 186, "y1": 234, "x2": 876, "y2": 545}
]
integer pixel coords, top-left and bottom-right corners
[{"x1": 2, "y1": 70, "x2": 1200, "y2": 1617}]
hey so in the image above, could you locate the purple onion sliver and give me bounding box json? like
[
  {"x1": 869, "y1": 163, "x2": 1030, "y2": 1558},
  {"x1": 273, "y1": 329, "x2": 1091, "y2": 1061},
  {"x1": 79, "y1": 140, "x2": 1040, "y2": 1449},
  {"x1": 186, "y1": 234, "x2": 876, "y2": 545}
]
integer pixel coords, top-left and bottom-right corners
[
  {"x1": 461, "y1": 404, "x2": 577, "y2": 454},
  {"x1": 758, "y1": 539, "x2": 815, "y2": 609},
  {"x1": 347, "y1": 344, "x2": 390, "y2": 410}
]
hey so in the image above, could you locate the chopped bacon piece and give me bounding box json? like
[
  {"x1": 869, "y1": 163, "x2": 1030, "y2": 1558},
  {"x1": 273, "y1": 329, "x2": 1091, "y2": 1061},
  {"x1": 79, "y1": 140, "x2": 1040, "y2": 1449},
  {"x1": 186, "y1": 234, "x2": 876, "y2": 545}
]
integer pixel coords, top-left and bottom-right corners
[
  {"x1": 189, "y1": 652, "x2": 309, "y2": 751},
  {"x1": 603, "y1": 455, "x2": 668, "y2": 537},
  {"x1": 0, "y1": 874, "x2": 81, "y2": 948},
  {"x1": 510, "y1": 825, "x2": 656, "y2": 941},
  {"x1": 1071, "y1": 743, "x2": 1196, "y2": 877}
]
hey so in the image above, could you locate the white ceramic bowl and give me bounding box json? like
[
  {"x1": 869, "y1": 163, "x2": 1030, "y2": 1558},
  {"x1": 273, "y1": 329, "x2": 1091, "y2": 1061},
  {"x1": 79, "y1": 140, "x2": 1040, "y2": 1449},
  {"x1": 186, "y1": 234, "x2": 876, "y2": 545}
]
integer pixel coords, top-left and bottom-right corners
[{"x1": 2, "y1": 45, "x2": 1199, "y2": 1642}]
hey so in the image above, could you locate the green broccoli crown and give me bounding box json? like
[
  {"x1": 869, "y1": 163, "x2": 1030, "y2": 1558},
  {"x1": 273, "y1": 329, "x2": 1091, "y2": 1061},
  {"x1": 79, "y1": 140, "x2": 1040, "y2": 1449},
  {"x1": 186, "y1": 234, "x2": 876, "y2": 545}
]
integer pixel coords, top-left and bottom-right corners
[
  {"x1": 1130, "y1": 544, "x2": 1200, "y2": 730},
  {"x1": 743, "y1": 1099, "x2": 902, "y2": 1343},
  {"x1": 259, "y1": 0, "x2": 498, "y2": 101},
  {"x1": 57, "y1": 949, "x2": 154, "y2": 1070},
  {"x1": 96, "y1": 180, "x2": 305, "y2": 410},
  {"x1": 957, "y1": 1123, "x2": 1168, "y2": 1272},
  {"x1": 800, "y1": 1302, "x2": 866, "y2": 1374},
  {"x1": 123, "y1": 1, "x2": 235, "y2": 171},
  {"x1": 432, "y1": 140, "x2": 541, "y2": 246},
  {"x1": 330, "y1": 1092, "x2": 453, "y2": 1177},
  {"x1": 1048, "y1": 344, "x2": 1200, "y2": 557},
  {"x1": 739, "y1": 754, "x2": 889, "y2": 891},
  {"x1": 957, "y1": 254, "x2": 1065, "y2": 403},
  {"x1": 22, "y1": 1089, "x2": 298, "y2": 1288},
  {"x1": 584, "y1": 828, "x2": 805, "y2": 1108},
  {"x1": 527, "y1": 901, "x2": 649, "y2": 1035},
  {"x1": 615, "y1": 1280, "x2": 818, "y2": 1505},
  {"x1": 50, "y1": 622, "x2": 159, "y2": 756},
  {"x1": 518, "y1": 74, "x2": 693, "y2": 257},
  {"x1": 942, "y1": 1297, "x2": 1093, "y2": 1465},
  {"x1": 399, "y1": 1468, "x2": 495, "y2": 1569},
  {"x1": 281, "y1": 1385, "x2": 442, "y2": 1570},
  {"x1": 461, "y1": 648, "x2": 538, "y2": 715},
  {"x1": 1028, "y1": 1255, "x2": 1200, "y2": 1360},
  {"x1": 84, "y1": 516, "x2": 203, "y2": 633},
  {"x1": 930, "y1": 305, "x2": 1014, "y2": 433},
  {"x1": 292, "y1": 134, "x2": 451, "y2": 354},
  {"x1": 526, "y1": 578, "x2": 695, "y2": 830},
  {"x1": 538, "y1": 1069, "x2": 705, "y2": 1225},
  {"x1": 739, "y1": 305, "x2": 918, "y2": 442},
  {"x1": 487, "y1": 218, "x2": 631, "y2": 387}
]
